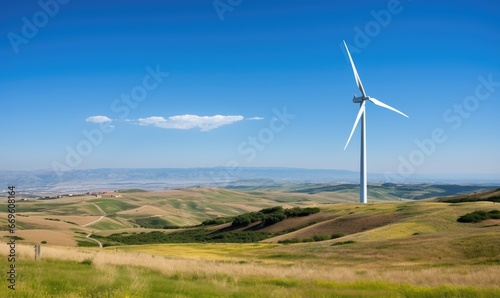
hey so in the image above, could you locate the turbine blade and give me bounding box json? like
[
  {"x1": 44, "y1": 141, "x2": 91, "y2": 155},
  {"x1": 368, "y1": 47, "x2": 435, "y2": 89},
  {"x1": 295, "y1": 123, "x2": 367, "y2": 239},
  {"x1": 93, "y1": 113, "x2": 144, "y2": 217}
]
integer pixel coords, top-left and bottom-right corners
[
  {"x1": 368, "y1": 97, "x2": 409, "y2": 118},
  {"x1": 343, "y1": 40, "x2": 366, "y2": 98},
  {"x1": 344, "y1": 101, "x2": 366, "y2": 150}
]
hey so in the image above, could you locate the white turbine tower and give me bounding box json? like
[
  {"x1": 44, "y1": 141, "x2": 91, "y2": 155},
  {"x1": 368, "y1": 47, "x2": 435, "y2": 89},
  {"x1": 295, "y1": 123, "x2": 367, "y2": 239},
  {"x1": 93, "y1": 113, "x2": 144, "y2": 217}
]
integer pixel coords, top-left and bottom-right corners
[{"x1": 343, "y1": 40, "x2": 409, "y2": 204}]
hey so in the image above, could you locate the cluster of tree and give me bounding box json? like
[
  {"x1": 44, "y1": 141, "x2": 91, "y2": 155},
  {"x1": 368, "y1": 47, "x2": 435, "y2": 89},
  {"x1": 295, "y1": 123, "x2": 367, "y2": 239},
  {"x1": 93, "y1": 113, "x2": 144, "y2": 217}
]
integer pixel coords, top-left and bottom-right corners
[
  {"x1": 44, "y1": 218, "x2": 77, "y2": 225},
  {"x1": 201, "y1": 217, "x2": 234, "y2": 226},
  {"x1": 278, "y1": 234, "x2": 330, "y2": 244},
  {"x1": 99, "y1": 229, "x2": 271, "y2": 245},
  {"x1": 95, "y1": 206, "x2": 321, "y2": 246},
  {"x1": 330, "y1": 240, "x2": 356, "y2": 246},
  {"x1": 232, "y1": 206, "x2": 320, "y2": 227},
  {"x1": 76, "y1": 240, "x2": 99, "y2": 247},
  {"x1": 442, "y1": 196, "x2": 500, "y2": 203},
  {"x1": 278, "y1": 233, "x2": 343, "y2": 244},
  {"x1": 232, "y1": 207, "x2": 285, "y2": 227},
  {"x1": 457, "y1": 210, "x2": 500, "y2": 223},
  {"x1": 201, "y1": 206, "x2": 320, "y2": 228}
]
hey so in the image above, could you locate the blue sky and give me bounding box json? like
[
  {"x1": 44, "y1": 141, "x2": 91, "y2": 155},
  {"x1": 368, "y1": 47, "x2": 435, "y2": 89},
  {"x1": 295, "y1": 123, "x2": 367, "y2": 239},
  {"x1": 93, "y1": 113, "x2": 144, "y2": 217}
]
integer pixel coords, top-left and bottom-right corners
[{"x1": 1, "y1": 0, "x2": 499, "y2": 181}]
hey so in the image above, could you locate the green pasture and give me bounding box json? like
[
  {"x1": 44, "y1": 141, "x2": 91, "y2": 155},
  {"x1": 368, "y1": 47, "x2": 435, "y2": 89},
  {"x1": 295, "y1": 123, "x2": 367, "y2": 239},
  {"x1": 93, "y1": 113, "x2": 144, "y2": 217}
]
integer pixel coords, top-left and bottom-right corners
[{"x1": 1, "y1": 258, "x2": 498, "y2": 298}]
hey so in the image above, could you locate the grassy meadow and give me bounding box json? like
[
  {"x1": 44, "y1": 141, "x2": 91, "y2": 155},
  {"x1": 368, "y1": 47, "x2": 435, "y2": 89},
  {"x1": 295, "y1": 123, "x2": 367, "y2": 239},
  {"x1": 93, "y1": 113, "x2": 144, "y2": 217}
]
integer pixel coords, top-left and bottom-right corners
[
  {"x1": 1, "y1": 187, "x2": 499, "y2": 296},
  {"x1": 1, "y1": 240, "x2": 499, "y2": 297}
]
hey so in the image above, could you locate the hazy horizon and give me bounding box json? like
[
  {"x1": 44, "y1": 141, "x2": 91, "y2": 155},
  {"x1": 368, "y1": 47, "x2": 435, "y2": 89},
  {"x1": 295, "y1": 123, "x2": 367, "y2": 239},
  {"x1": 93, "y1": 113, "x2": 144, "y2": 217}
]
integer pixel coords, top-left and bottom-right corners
[{"x1": 2, "y1": 167, "x2": 499, "y2": 194}]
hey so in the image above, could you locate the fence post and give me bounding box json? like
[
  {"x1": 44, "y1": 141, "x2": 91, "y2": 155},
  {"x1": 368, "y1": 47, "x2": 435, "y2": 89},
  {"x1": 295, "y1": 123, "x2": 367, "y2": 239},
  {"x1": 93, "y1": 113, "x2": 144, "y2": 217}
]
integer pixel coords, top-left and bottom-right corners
[{"x1": 34, "y1": 244, "x2": 41, "y2": 260}]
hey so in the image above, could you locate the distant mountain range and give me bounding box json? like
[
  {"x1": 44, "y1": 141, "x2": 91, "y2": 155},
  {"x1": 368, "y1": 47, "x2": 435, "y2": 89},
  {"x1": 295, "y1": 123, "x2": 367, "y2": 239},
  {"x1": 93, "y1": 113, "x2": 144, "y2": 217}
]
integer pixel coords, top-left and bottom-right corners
[{"x1": 1, "y1": 167, "x2": 499, "y2": 195}]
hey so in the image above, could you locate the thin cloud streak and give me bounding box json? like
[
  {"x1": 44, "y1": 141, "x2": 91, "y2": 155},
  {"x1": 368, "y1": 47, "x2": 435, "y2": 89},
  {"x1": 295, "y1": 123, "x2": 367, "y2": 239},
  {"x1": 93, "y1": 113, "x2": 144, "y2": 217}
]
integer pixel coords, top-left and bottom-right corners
[
  {"x1": 138, "y1": 115, "x2": 244, "y2": 131},
  {"x1": 86, "y1": 114, "x2": 259, "y2": 131},
  {"x1": 86, "y1": 116, "x2": 112, "y2": 123}
]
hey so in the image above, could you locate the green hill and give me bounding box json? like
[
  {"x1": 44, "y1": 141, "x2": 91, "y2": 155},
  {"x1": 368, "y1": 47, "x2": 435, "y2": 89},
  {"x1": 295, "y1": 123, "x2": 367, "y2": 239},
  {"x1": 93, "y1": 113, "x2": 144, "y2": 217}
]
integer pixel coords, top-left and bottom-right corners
[{"x1": 434, "y1": 188, "x2": 500, "y2": 203}]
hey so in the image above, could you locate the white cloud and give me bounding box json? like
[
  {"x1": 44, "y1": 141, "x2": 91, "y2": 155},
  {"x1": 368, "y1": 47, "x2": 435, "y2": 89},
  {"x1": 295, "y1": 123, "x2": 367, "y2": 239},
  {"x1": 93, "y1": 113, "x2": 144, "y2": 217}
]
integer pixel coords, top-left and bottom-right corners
[
  {"x1": 86, "y1": 116, "x2": 112, "y2": 123},
  {"x1": 137, "y1": 114, "x2": 245, "y2": 131},
  {"x1": 86, "y1": 113, "x2": 260, "y2": 131}
]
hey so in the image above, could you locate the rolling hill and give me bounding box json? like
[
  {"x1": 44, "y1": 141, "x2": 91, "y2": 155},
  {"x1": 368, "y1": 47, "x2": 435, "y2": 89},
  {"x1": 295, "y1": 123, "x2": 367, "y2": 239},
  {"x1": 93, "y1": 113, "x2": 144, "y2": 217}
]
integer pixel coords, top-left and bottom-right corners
[
  {"x1": 1, "y1": 187, "x2": 498, "y2": 251},
  {"x1": 1, "y1": 187, "x2": 499, "y2": 296}
]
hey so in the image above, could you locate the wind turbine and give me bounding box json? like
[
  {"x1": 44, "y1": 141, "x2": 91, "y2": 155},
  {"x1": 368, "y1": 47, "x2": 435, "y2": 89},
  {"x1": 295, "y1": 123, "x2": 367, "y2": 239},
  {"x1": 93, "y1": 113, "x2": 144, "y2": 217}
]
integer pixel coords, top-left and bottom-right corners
[{"x1": 342, "y1": 40, "x2": 409, "y2": 204}]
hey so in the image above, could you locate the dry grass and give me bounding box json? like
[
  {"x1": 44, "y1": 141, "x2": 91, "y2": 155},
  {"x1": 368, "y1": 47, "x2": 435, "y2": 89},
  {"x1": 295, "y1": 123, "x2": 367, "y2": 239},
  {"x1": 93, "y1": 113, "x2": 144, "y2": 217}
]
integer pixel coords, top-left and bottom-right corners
[
  {"x1": 2, "y1": 241, "x2": 499, "y2": 289},
  {"x1": 267, "y1": 213, "x2": 405, "y2": 242},
  {"x1": 117, "y1": 204, "x2": 170, "y2": 216},
  {"x1": 0, "y1": 229, "x2": 76, "y2": 246},
  {"x1": 259, "y1": 212, "x2": 336, "y2": 234}
]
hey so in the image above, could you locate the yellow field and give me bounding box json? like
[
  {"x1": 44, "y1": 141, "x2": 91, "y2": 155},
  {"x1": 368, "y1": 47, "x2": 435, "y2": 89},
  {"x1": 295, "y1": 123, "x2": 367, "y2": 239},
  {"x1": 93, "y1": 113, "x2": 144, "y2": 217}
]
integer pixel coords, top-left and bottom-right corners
[{"x1": 1, "y1": 240, "x2": 498, "y2": 289}]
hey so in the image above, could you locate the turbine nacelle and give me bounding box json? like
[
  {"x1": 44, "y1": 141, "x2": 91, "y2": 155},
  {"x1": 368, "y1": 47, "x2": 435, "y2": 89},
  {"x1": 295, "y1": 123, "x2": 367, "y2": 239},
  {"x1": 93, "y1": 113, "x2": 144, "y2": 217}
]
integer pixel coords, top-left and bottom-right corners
[{"x1": 352, "y1": 95, "x2": 365, "y2": 103}]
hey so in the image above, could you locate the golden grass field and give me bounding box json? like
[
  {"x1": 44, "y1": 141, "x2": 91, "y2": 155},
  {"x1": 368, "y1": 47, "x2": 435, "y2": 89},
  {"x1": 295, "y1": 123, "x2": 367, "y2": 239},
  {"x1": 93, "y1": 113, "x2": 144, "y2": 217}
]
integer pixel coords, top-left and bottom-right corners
[{"x1": 2, "y1": 237, "x2": 499, "y2": 287}]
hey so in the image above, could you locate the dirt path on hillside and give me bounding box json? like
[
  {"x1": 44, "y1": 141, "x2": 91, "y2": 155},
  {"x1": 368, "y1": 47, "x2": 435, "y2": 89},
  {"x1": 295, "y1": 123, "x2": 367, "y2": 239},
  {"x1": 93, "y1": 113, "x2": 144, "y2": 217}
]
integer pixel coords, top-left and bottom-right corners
[
  {"x1": 92, "y1": 203, "x2": 107, "y2": 216},
  {"x1": 85, "y1": 232, "x2": 103, "y2": 248},
  {"x1": 82, "y1": 203, "x2": 107, "y2": 227},
  {"x1": 82, "y1": 203, "x2": 107, "y2": 248}
]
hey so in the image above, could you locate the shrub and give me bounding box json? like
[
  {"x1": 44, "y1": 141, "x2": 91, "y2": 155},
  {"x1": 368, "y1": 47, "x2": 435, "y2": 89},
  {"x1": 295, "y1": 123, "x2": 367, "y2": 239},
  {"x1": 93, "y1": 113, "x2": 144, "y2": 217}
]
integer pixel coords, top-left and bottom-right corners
[
  {"x1": 442, "y1": 196, "x2": 500, "y2": 203},
  {"x1": 80, "y1": 258, "x2": 93, "y2": 265},
  {"x1": 104, "y1": 229, "x2": 272, "y2": 244},
  {"x1": 331, "y1": 233, "x2": 344, "y2": 239},
  {"x1": 285, "y1": 207, "x2": 320, "y2": 217},
  {"x1": 313, "y1": 235, "x2": 329, "y2": 241},
  {"x1": 77, "y1": 240, "x2": 99, "y2": 247},
  {"x1": 457, "y1": 211, "x2": 488, "y2": 223},
  {"x1": 232, "y1": 214, "x2": 254, "y2": 227},
  {"x1": 278, "y1": 238, "x2": 301, "y2": 244},
  {"x1": 260, "y1": 206, "x2": 284, "y2": 214},
  {"x1": 331, "y1": 240, "x2": 356, "y2": 246},
  {"x1": 232, "y1": 206, "x2": 320, "y2": 227},
  {"x1": 489, "y1": 210, "x2": 500, "y2": 219},
  {"x1": 201, "y1": 217, "x2": 233, "y2": 226},
  {"x1": 457, "y1": 210, "x2": 499, "y2": 223},
  {"x1": 279, "y1": 234, "x2": 329, "y2": 244},
  {"x1": 488, "y1": 196, "x2": 500, "y2": 203},
  {"x1": 263, "y1": 213, "x2": 287, "y2": 226},
  {"x1": 3, "y1": 236, "x2": 25, "y2": 240}
]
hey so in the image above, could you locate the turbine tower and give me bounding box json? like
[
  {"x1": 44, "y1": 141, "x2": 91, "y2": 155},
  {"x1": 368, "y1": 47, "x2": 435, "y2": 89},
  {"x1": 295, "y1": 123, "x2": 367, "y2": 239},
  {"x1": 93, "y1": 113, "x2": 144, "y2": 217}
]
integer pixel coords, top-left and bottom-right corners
[{"x1": 343, "y1": 41, "x2": 409, "y2": 204}]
